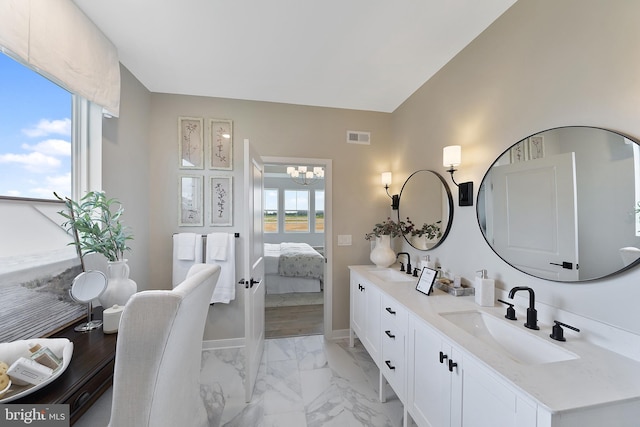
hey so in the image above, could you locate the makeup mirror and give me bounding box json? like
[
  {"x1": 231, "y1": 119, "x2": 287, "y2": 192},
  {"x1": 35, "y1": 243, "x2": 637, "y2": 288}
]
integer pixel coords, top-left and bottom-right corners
[{"x1": 69, "y1": 270, "x2": 107, "y2": 332}]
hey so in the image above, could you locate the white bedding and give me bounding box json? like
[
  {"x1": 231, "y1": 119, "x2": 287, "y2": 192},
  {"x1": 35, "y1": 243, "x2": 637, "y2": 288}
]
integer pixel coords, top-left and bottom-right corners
[{"x1": 264, "y1": 243, "x2": 324, "y2": 294}]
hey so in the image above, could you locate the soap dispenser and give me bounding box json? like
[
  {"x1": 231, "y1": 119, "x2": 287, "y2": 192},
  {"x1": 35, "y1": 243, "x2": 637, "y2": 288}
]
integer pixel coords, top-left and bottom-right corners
[{"x1": 474, "y1": 269, "x2": 495, "y2": 307}]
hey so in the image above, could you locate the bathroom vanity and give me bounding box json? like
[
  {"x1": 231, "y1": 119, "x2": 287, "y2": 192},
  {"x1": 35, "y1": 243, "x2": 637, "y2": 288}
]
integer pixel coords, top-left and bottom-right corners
[{"x1": 349, "y1": 265, "x2": 640, "y2": 427}]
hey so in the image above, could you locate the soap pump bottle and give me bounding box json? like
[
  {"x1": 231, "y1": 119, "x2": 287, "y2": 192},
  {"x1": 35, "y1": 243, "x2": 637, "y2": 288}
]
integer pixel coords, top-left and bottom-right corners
[{"x1": 474, "y1": 269, "x2": 495, "y2": 307}]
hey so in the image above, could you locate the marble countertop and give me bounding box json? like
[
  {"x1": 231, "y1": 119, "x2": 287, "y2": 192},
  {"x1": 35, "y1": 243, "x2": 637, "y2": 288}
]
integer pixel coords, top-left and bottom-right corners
[{"x1": 349, "y1": 265, "x2": 640, "y2": 414}]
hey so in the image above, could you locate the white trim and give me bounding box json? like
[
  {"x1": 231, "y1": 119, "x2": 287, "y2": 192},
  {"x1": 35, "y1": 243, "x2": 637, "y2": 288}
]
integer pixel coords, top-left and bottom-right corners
[
  {"x1": 263, "y1": 156, "x2": 333, "y2": 341},
  {"x1": 71, "y1": 96, "x2": 102, "y2": 200},
  {"x1": 202, "y1": 337, "x2": 245, "y2": 351},
  {"x1": 328, "y1": 329, "x2": 350, "y2": 341}
]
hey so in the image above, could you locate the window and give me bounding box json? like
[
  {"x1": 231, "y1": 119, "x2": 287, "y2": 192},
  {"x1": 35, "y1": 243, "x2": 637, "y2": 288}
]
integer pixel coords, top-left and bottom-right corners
[
  {"x1": 264, "y1": 188, "x2": 278, "y2": 233},
  {"x1": 315, "y1": 190, "x2": 325, "y2": 232},
  {"x1": 0, "y1": 53, "x2": 72, "y2": 199},
  {"x1": 284, "y1": 190, "x2": 309, "y2": 232}
]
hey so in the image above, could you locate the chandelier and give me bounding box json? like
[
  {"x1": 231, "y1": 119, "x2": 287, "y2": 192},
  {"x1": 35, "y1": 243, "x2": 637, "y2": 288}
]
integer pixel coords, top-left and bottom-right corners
[{"x1": 287, "y1": 166, "x2": 324, "y2": 186}]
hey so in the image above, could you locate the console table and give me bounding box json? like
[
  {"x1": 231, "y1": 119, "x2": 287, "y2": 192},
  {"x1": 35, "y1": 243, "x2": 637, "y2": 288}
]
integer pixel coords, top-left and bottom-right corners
[{"x1": 14, "y1": 311, "x2": 117, "y2": 425}]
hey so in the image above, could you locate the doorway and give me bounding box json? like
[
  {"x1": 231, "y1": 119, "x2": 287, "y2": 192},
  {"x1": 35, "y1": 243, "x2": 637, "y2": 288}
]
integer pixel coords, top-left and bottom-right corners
[{"x1": 262, "y1": 157, "x2": 332, "y2": 339}]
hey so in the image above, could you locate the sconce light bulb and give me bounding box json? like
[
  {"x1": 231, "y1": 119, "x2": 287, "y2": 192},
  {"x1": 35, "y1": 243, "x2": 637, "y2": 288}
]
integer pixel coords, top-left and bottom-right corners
[{"x1": 443, "y1": 145, "x2": 462, "y2": 168}]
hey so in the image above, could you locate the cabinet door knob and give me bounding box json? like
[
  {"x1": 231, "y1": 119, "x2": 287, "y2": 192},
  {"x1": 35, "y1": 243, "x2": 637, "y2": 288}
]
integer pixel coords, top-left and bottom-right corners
[
  {"x1": 385, "y1": 360, "x2": 396, "y2": 370},
  {"x1": 385, "y1": 330, "x2": 395, "y2": 339},
  {"x1": 439, "y1": 351, "x2": 448, "y2": 363},
  {"x1": 385, "y1": 307, "x2": 396, "y2": 315},
  {"x1": 448, "y1": 359, "x2": 458, "y2": 372}
]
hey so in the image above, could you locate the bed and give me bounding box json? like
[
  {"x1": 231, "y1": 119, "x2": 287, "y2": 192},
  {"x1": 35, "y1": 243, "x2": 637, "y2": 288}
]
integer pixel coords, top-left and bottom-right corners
[{"x1": 264, "y1": 242, "x2": 324, "y2": 294}]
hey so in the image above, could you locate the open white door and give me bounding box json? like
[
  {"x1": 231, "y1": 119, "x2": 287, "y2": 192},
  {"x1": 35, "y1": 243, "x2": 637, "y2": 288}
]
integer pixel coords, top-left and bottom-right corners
[
  {"x1": 489, "y1": 152, "x2": 579, "y2": 281},
  {"x1": 243, "y1": 139, "x2": 265, "y2": 402}
]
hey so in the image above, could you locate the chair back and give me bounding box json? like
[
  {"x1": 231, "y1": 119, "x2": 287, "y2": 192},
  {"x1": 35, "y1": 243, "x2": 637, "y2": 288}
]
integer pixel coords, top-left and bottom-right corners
[{"x1": 108, "y1": 263, "x2": 220, "y2": 427}]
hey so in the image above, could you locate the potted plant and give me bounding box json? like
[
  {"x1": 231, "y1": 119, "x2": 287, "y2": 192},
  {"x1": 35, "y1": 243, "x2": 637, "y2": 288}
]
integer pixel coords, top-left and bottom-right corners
[
  {"x1": 409, "y1": 220, "x2": 443, "y2": 250},
  {"x1": 365, "y1": 217, "x2": 411, "y2": 267},
  {"x1": 55, "y1": 191, "x2": 136, "y2": 308}
]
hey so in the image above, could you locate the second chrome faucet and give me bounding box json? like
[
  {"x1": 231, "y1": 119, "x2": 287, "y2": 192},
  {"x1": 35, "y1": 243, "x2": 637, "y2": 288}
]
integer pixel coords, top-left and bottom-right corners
[{"x1": 508, "y1": 286, "x2": 539, "y2": 330}]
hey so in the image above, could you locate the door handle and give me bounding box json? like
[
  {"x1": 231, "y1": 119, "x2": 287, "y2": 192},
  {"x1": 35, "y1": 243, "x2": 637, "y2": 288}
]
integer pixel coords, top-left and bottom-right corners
[
  {"x1": 239, "y1": 278, "x2": 260, "y2": 288},
  {"x1": 549, "y1": 261, "x2": 574, "y2": 270},
  {"x1": 385, "y1": 360, "x2": 396, "y2": 370},
  {"x1": 385, "y1": 330, "x2": 395, "y2": 339},
  {"x1": 385, "y1": 307, "x2": 396, "y2": 315}
]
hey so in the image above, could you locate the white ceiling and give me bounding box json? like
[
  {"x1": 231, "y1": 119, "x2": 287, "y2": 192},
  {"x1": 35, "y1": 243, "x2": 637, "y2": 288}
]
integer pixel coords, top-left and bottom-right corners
[{"x1": 74, "y1": 0, "x2": 516, "y2": 113}]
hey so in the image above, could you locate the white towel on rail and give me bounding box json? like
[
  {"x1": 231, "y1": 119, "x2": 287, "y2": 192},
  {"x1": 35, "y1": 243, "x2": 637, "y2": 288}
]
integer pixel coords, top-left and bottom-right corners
[
  {"x1": 207, "y1": 232, "x2": 228, "y2": 261},
  {"x1": 206, "y1": 233, "x2": 236, "y2": 303},
  {"x1": 172, "y1": 233, "x2": 203, "y2": 287},
  {"x1": 176, "y1": 232, "x2": 197, "y2": 260}
]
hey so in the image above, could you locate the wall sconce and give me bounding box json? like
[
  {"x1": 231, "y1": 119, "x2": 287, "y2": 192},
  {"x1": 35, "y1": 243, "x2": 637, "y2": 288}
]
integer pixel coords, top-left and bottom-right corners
[
  {"x1": 381, "y1": 172, "x2": 399, "y2": 210},
  {"x1": 443, "y1": 145, "x2": 474, "y2": 206}
]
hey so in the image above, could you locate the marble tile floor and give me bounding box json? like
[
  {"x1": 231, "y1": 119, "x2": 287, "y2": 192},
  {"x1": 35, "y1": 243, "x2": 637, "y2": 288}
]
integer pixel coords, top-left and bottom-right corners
[{"x1": 75, "y1": 336, "x2": 407, "y2": 427}]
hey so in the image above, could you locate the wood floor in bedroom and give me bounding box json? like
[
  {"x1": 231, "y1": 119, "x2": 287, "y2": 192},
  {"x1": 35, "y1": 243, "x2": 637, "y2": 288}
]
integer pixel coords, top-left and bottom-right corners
[{"x1": 265, "y1": 304, "x2": 323, "y2": 338}]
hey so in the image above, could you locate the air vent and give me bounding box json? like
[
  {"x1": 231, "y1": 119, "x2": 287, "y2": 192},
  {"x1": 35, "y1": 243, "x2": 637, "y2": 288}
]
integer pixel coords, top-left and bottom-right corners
[{"x1": 346, "y1": 131, "x2": 371, "y2": 145}]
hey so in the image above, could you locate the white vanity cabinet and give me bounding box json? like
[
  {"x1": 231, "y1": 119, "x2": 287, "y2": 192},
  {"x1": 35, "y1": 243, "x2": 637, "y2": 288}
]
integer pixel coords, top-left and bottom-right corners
[
  {"x1": 350, "y1": 271, "x2": 381, "y2": 362},
  {"x1": 407, "y1": 313, "x2": 537, "y2": 427},
  {"x1": 380, "y1": 293, "x2": 408, "y2": 403}
]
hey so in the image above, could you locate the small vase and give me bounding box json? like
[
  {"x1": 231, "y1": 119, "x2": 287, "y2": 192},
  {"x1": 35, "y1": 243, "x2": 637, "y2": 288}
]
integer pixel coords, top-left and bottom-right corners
[
  {"x1": 370, "y1": 235, "x2": 396, "y2": 268},
  {"x1": 100, "y1": 259, "x2": 137, "y2": 308}
]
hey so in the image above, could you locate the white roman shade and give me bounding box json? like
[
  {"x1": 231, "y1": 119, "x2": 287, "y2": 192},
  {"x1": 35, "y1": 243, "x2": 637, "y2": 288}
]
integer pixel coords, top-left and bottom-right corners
[{"x1": 0, "y1": 0, "x2": 121, "y2": 117}]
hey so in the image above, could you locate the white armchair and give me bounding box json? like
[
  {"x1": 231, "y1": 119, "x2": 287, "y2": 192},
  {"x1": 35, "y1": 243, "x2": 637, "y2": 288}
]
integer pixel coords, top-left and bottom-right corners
[{"x1": 108, "y1": 263, "x2": 221, "y2": 427}]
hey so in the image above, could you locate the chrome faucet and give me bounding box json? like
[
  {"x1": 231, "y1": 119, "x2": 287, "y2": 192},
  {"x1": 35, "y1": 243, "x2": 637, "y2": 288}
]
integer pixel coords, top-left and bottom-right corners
[
  {"x1": 396, "y1": 252, "x2": 412, "y2": 275},
  {"x1": 508, "y1": 286, "x2": 539, "y2": 330}
]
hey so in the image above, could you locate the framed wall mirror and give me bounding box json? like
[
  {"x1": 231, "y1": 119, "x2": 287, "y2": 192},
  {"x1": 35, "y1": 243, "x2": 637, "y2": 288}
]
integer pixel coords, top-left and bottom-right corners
[
  {"x1": 477, "y1": 126, "x2": 640, "y2": 282},
  {"x1": 398, "y1": 170, "x2": 453, "y2": 251}
]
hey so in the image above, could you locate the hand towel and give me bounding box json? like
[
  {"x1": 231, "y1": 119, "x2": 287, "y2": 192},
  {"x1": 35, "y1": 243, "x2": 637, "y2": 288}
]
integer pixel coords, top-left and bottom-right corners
[
  {"x1": 206, "y1": 232, "x2": 229, "y2": 261},
  {"x1": 207, "y1": 234, "x2": 236, "y2": 303},
  {"x1": 176, "y1": 233, "x2": 197, "y2": 260},
  {"x1": 172, "y1": 234, "x2": 203, "y2": 287}
]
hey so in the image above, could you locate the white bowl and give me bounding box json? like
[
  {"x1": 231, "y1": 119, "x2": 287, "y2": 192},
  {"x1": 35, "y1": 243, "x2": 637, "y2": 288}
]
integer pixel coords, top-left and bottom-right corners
[{"x1": 0, "y1": 379, "x2": 11, "y2": 398}]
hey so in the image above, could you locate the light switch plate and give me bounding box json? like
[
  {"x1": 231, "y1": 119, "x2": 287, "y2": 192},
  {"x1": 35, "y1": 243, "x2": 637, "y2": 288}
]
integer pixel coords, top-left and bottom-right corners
[{"x1": 337, "y1": 235, "x2": 352, "y2": 246}]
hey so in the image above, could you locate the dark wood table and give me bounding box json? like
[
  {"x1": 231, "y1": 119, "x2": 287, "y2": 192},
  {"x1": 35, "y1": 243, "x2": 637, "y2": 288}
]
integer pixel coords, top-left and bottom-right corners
[{"x1": 13, "y1": 311, "x2": 117, "y2": 425}]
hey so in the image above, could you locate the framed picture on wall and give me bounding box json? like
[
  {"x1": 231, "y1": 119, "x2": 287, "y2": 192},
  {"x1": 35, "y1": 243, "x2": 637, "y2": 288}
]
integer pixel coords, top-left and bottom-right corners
[
  {"x1": 178, "y1": 175, "x2": 204, "y2": 226},
  {"x1": 178, "y1": 117, "x2": 204, "y2": 169},
  {"x1": 529, "y1": 136, "x2": 544, "y2": 159},
  {"x1": 210, "y1": 176, "x2": 233, "y2": 226},
  {"x1": 509, "y1": 139, "x2": 528, "y2": 163},
  {"x1": 209, "y1": 119, "x2": 233, "y2": 170}
]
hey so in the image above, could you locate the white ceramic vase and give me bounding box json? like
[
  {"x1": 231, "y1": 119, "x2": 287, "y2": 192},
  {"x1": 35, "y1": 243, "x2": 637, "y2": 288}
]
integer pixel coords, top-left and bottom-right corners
[
  {"x1": 370, "y1": 235, "x2": 396, "y2": 268},
  {"x1": 99, "y1": 259, "x2": 137, "y2": 308}
]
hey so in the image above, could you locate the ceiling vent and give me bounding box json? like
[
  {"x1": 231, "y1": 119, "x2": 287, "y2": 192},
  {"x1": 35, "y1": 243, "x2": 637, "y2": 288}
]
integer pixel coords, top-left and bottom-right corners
[{"x1": 346, "y1": 131, "x2": 370, "y2": 145}]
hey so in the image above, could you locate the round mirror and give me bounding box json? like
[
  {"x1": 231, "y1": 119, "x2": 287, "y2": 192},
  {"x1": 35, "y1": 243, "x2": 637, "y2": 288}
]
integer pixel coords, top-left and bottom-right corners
[
  {"x1": 70, "y1": 270, "x2": 107, "y2": 332},
  {"x1": 70, "y1": 271, "x2": 107, "y2": 303},
  {"x1": 398, "y1": 170, "x2": 454, "y2": 250},
  {"x1": 477, "y1": 126, "x2": 640, "y2": 282}
]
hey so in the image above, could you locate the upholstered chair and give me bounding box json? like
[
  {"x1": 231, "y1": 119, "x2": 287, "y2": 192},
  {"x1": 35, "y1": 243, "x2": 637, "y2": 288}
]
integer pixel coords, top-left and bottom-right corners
[{"x1": 108, "y1": 263, "x2": 221, "y2": 427}]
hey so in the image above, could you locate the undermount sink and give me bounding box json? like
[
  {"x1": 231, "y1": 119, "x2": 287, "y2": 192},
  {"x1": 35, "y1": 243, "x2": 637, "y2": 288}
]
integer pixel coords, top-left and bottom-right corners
[
  {"x1": 440, "y1": 310, "x2": 579, "y2": 365},
  {"x1": 369, "y1": 268, "x2": 416, "y2": 283}
]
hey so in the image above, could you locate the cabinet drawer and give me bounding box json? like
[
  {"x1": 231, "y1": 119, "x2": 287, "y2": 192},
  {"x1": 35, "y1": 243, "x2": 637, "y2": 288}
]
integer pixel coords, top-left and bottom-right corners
[
  {"x1": 382, "y1": 337, "x2": 406, "y2": 400},
  {"x1": 67, "y1": 358, "x2": 115, "y2": 424},
  {"x1": 381, "y1": 294, "x2": 408, "y2": 329}
]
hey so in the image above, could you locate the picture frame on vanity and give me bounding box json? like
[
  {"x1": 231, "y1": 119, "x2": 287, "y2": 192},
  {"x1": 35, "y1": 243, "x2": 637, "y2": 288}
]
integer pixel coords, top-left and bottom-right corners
[
  {"x1": 210, "y1": 176, "x2": 233, "y2": 226},
  {"x1": 178, "y1": 175, "x2": 204, "y2": 226},
  {"x1": 209, "y1": 119, "x2": 233, "y2": 170},
  {"x1": 178, "y1": 117, "x2": 204, "y2": 169},
  {"x1": 416, "y1": 267, "x2": 438, "y2": 296}
]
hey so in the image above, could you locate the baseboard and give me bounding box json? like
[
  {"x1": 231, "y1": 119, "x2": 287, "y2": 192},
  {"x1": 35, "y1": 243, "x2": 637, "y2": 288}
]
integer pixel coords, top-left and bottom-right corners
[
  {"x1": 202, "y1": 337, "x2": 245, "y2": 351},
  {"x1": 327, "y1": 329, "x2": 350, "y2": 341}
]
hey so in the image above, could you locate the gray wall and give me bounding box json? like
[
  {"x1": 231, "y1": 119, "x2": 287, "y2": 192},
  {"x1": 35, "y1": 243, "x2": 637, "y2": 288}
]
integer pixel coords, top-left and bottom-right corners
[
  {"x1": 391, "y1": 0, "x2": 640, "y2": 334},
  {"x1": 107, "y1": 0, "x2": 640, "y2": 338},
  {"x1": 101, "y1": 65, "x2": 151, "y2": 292},
  {"x1": 147, "y1": 95, "x2": 391, "y2": 339}
]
